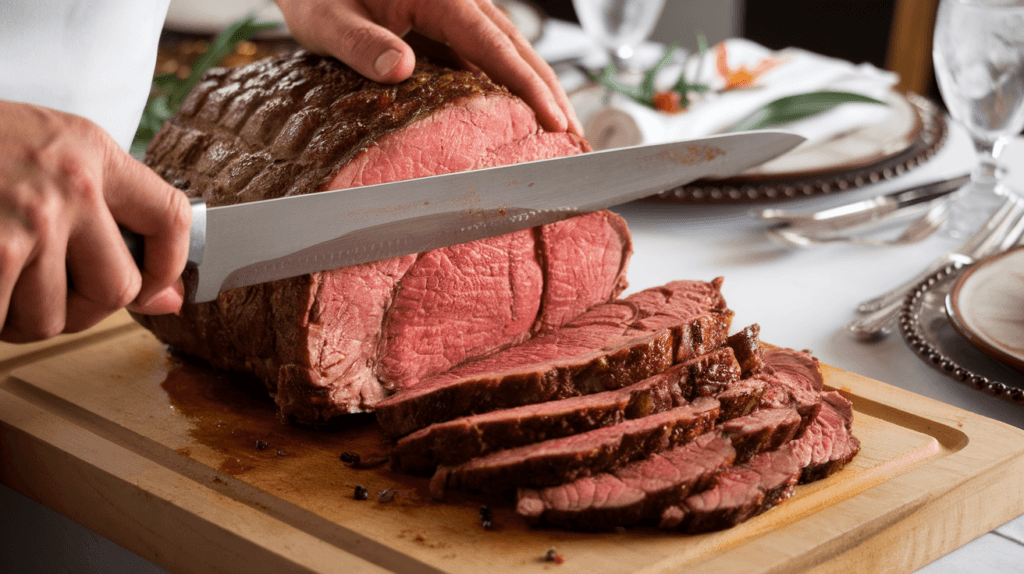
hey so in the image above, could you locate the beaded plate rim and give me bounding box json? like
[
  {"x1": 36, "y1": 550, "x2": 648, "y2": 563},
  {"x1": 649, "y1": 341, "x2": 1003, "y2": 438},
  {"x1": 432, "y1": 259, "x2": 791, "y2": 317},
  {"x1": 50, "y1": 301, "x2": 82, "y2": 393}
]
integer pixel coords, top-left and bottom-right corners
[{"x1": 898, "y1": 262, "x2": 1024, "y2": 405}]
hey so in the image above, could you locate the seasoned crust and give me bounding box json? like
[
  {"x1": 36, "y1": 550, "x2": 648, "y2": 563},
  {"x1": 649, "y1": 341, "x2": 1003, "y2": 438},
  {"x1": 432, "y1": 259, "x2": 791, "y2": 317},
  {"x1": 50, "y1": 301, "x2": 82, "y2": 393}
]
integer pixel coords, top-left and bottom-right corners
[{"x1": 144, "y1": 49, "x2": 518, "y2": 206}]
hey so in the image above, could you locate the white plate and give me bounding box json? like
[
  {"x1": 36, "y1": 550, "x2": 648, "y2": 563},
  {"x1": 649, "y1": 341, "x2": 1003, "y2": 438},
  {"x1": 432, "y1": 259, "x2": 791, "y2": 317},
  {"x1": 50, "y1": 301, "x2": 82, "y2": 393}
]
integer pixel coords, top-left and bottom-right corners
[{"x1": 948, "y1": 245, "x2": 1024, "y2": 373}]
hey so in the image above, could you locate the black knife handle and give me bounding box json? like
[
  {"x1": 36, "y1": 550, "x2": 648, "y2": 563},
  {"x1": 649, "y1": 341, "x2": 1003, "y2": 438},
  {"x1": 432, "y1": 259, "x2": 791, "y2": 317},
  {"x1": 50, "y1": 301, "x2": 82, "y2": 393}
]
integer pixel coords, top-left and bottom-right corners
[{"x1": 120, "y1": 226, "x2": 145, "y2": 270}]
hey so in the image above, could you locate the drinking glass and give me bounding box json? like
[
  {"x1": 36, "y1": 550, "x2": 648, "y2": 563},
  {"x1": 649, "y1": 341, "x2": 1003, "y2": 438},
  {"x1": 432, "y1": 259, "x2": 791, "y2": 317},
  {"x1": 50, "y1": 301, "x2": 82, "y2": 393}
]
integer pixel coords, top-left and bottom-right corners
[
  {"x1": 572, "y1": 0, "x2": 666, "y2": 70},
  {"x1": 933, "y1": 0, "x2": 1024, "y2": 235}
]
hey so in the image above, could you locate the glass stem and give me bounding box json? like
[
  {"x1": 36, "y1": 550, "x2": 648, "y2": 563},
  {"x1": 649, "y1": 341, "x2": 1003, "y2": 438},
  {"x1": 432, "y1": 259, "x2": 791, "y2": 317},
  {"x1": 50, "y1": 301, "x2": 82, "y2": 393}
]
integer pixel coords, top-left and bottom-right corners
[{"x1": 971, "y1": 138, "x2": 1004, "y2": 187}]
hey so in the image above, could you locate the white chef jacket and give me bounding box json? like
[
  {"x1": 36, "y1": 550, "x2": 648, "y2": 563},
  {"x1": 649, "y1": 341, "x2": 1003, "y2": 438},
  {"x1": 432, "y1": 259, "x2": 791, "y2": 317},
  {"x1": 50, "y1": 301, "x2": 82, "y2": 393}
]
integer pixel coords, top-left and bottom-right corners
[{"x1": 0, "y1": 0, "x2": 172, "y2": 150}]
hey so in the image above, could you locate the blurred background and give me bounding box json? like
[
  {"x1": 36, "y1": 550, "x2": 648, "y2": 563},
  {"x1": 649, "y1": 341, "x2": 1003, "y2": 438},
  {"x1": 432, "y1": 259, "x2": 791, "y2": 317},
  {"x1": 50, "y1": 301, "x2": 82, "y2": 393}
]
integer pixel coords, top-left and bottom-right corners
[{"x1": 534, "y1": 0, "x2": 941, "y2": 101}]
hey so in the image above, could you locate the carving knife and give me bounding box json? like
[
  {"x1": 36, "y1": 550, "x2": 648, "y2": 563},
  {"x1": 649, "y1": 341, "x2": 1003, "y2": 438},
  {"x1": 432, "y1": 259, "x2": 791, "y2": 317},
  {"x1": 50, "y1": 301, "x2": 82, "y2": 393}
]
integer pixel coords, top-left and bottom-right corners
[{"x1": 124, "y1": 131, "x2": 804, "y2": 303}]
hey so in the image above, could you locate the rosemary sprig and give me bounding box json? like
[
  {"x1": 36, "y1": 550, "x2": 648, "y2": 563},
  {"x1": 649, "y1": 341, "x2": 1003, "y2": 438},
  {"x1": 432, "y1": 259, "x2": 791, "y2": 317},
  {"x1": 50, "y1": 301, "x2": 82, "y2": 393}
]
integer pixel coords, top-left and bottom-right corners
[
  {"x1": 131, "y1": 15, "x2": 280, "y2": 155},
  {"x1": 590, "y1": 43, "x2": 710, "y2": 112}
]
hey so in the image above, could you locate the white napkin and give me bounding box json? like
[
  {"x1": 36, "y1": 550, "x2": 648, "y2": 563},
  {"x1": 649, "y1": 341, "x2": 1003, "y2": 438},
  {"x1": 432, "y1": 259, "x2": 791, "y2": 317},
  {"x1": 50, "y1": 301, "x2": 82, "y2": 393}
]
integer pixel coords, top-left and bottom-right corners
[{"x1": 569, "y1": 38, "x2": 898, "y2": 150}]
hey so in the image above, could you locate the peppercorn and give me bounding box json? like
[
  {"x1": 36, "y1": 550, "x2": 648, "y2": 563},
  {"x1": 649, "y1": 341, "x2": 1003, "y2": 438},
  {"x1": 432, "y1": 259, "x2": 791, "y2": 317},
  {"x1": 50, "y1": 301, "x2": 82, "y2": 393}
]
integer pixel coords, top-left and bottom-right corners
[
  {"x1": 479, "y1": 505, "x2": 493, "y2": 529},
  {"x1": 353, "y1": 485, "x2": 368, "y2": 500},
  {"x1": 544, "y1": 549, "x2": 565, "y2": 564},
  {"x1": 340, "y1": 451, "x2": 361, "y2": 465},
  {"x1": 255, "y1": 440, "x2": 268, "y2": 451}
]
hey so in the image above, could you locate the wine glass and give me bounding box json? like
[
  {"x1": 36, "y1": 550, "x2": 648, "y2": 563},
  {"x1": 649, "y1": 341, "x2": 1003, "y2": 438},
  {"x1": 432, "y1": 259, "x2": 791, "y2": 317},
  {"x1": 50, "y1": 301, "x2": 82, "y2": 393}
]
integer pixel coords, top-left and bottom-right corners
[
  {"x1": 571, "y1": 0, "x2": 666, "y2": 71},
  {"x1": 933, "y1": 0, "x2": 1024, "y2": 236}
]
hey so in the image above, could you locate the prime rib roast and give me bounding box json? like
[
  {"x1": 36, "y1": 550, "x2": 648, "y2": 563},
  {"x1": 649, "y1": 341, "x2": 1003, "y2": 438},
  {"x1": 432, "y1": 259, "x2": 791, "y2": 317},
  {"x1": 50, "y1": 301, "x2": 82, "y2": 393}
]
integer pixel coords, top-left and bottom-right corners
[
  {"x1": 134, "y1": 49, "x2": 630, "y2": 423},
  {"x1": 135, "y1": 49, "x2": 859, "y2": 534}
]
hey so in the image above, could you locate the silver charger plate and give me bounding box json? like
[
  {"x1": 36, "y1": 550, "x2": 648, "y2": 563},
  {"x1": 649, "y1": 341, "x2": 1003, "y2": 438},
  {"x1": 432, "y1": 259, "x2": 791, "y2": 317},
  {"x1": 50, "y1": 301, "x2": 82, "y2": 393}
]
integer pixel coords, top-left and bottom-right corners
[{"x1": 899, "y1": 261, "x2": 1024, "y2": 405}]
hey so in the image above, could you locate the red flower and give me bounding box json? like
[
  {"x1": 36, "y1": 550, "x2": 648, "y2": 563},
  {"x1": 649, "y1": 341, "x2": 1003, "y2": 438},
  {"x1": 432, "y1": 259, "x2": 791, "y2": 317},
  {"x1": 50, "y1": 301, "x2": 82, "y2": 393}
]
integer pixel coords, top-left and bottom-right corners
[
  {"x1": 653, "y1": 90, "x2": 684, "y2": 113},
  {"x1": 715, "y1": 42, "x2": 785, "y2": 90}
]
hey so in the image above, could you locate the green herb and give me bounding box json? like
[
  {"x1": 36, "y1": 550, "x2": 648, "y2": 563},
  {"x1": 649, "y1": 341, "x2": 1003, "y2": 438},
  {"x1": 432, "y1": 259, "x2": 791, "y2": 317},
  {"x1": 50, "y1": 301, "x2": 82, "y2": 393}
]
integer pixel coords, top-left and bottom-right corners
[
  {"x1": 730, "y1": 90, "x2": 887, "y2": 132},
  {"x1": 131, "y1": 15, "x2": 279, "y2": 155},
  {"x1": 590, "y1": 42, "x2": 710, "y2": 112},
  {"x1": 671, "y1": 35, "x2": 711, "y2": 108}
]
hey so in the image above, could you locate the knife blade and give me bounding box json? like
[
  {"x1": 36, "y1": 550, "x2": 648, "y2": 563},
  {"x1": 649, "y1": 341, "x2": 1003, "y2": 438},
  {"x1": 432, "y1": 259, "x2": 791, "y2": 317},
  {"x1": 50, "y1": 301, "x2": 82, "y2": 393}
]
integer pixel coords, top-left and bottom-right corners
[{"x1": 127, "y1": 131, "x2": 803, "y2": 303}]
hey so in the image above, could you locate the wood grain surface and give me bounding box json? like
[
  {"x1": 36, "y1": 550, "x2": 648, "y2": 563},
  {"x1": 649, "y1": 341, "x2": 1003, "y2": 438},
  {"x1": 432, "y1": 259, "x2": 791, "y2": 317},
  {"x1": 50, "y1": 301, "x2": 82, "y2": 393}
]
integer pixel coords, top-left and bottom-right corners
[{"x1": 2, "y1": 311, "x2": 1023, "y2": 574}]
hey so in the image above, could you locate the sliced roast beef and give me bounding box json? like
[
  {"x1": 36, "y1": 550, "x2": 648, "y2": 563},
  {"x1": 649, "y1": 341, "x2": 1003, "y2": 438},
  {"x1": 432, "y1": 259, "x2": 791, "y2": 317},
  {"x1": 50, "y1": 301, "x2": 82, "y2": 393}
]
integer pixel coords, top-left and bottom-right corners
[
  {"x1": 133, "y1": 51, "x2": 639, "y2": 424},
  {"x1": 725, "y1": 324, "x2": 765, "y2": 377},
  {"x1": 659, "y1": 388, "x2": 858, "y2": 533},
  {"x1": 800, "y1": 391, "x2": 861, "y2": 483},
  {"x1": 375, "y1": 279, "x2": 733, "y2": 438},
  {"x1": 516, "y1": 432, "x2": 736, "y2": 530},
  {"x1": 659, "y1": 439, "x2": 814, "y2": 532},
  {"x1": 715, "y1": 377, "x2": 769, "y2": 421},
  {"x1": 393, "y1": 347, "x2": 741, "y2": 474},
  {"x1": 756, "y1": 348, "x2": 825, "y2": 432},
  {"x1": 720, "y1": 407, "x2": 802, "y2": 464},
  {"x1": 513, "y1": 404, "x2": 801, "y2": 530},
  {"x1": 430, "y1": 397, "x2": 721, "y2": 498}
]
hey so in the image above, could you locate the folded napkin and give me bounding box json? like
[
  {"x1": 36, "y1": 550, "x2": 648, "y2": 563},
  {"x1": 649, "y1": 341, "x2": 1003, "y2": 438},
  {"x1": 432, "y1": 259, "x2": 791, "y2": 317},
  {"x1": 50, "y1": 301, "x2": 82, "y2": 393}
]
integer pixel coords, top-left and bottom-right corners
[{"x1": 569, "y1": 38, "x2": 898, "y2": 150}]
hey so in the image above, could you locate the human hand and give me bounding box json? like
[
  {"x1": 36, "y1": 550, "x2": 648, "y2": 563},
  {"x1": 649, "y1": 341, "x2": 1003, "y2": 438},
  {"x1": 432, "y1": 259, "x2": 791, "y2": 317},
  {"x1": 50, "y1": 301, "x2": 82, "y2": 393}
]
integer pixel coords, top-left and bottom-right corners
[
  {"x1": 274, "y1": 0, "x2": 582, "y2": 136},
  {"x1": 0, "y1": 101, "x2": 192, "y2": 343}
]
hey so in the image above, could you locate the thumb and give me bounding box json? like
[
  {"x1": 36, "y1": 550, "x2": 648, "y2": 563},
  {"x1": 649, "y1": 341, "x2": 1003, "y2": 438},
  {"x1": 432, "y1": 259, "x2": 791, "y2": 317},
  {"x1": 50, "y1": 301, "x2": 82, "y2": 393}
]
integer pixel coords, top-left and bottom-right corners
[{"x1": 278, "y1": 1, "x2": 417, "y2": 83}]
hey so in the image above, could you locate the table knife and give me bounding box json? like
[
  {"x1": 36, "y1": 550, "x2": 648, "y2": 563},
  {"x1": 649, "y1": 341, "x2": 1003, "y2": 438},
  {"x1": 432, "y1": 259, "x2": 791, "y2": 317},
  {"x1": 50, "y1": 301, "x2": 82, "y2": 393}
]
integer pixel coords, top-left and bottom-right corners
[
  {"x1": 756, "y1": 173, "x2": 971, "y2": 232},
  {"x1": 124, "y1": 131, "x2": 803, "y2": 303}
]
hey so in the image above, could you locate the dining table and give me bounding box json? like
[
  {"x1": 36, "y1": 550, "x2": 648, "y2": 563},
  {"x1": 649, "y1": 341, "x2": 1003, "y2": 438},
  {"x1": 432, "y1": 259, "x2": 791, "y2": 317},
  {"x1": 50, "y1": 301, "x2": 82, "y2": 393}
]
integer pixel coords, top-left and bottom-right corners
[{"x1": 2, "y1": 17, "x2": 1024, "y2": 574}]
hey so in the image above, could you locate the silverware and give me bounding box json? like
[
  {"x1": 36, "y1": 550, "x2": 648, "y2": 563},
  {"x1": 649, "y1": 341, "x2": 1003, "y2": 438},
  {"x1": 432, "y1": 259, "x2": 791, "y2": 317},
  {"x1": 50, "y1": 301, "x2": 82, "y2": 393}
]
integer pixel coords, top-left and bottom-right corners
[
  {"x1": 758, "y1": 174, "x2": 969, "y2": 234},
  {"x1": 766, "y1": 199, "x2": 949, "y2": 247},
  {"x1": 845, "y1": 196, "x2": 1024, "y2": 341}
]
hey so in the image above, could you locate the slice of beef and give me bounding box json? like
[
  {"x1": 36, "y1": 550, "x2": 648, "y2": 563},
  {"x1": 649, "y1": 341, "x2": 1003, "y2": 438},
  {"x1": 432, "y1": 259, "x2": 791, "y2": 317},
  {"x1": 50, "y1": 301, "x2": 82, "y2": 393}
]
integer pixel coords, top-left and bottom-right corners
[
  {"x1": 725, "y1": 324, "x2": 765, "y2": 377},
  {"x1": 659, "y1": 438, "x2": 815, "y2": 533},
  {"x1": 659, "y1": 390, "x2": 859, "y2": 533},
  {"x1": 720, "y1": 407, "x2": 802, "y2": 464},
  {"x1": 800, "y1": 391, "x2": 861, "y2": 482},
  {"x1": 513, "y1": 406, "x2": 800, "y2": 530},
  {"x1": 132, "y1": 51, "x2": 637, "y2": 424},
  {"x1": 375, "y1": 279, "x2": 733, "y2": 438},
  {"x1": 715, "y1": 377, "x2": 769, "y2": 421},
  {"x1": 392, "y1": 347, "x2": 741, "y2": 474},
  {"x1": 430, "y1": 397, "x2": 721, "y2": 498},
  {"x1": 516, "y1": 432, "x2": 736, "y2": 530},
  {"x1": 756, "y1": 347, "x2": 826, "y2": 432}
]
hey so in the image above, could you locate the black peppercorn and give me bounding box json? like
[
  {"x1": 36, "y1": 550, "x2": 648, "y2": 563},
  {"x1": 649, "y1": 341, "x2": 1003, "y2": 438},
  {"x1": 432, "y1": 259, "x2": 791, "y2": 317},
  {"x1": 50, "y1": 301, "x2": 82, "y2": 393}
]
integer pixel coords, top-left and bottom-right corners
[
  {"x1": 353, "y1": 485, "x2": 368, "y2": 500},
  {"x1": 340, "y1": 451, "x2": 361, "y2": 465},
  {"x1": 479, "y1": 505, "x2": 493, "y2": 529},
  {"x1": 544, "y1": 549, "x2": 565, "y2": 563},
  {"x1": 255, "y1": 440, "x2": 268, "y2": 451}
]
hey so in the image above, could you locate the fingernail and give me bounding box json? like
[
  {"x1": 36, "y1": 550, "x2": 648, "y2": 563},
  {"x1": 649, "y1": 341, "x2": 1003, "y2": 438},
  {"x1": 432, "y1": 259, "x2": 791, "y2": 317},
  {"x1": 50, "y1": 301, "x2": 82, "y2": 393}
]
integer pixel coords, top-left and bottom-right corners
[
  {"x1": 374, "y1": 49, "x2": 402, "y2": 77},
  {"x1": 139, "y1": 283, "x2": 183, "y2": 314},
  {"x1": 568, "y1": 109, "x2": 584, "y2": 137}
]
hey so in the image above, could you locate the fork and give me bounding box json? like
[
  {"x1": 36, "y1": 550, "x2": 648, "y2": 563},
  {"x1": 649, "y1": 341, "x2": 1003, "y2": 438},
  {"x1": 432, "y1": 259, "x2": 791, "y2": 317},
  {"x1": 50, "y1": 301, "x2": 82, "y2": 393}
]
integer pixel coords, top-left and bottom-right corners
[{"x1": 845, "y1": 195, "x2": 1024, "y2": 341}]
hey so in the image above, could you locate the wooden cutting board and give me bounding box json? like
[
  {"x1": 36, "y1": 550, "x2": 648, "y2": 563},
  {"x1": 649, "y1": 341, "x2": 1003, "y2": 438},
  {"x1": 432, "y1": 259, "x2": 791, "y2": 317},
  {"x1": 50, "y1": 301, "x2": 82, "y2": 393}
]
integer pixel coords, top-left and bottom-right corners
[{"x1": 2, "y1": 311, "x2": 1023, "y2": 574}]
